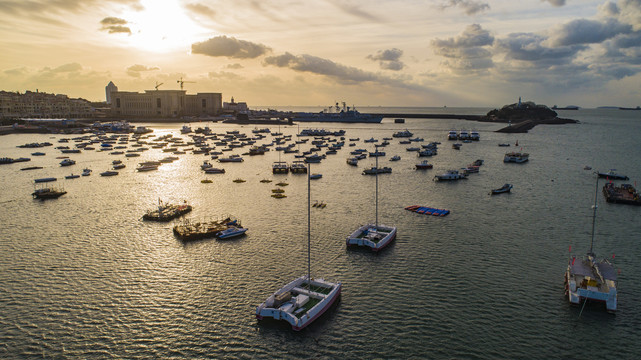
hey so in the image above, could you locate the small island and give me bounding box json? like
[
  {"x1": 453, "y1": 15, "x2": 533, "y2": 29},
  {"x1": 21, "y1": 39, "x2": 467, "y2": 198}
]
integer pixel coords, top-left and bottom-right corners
[{"x1": 480, "y1": 97, "x2": 578, "y2": 133}]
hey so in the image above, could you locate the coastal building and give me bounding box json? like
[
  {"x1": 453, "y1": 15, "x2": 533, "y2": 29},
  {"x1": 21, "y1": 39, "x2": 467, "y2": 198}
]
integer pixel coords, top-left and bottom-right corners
[
  {"x1": 105, "y1": 81, "x2": 118, "y2": 104},
  {"x1": 109, "y1": 84, "x2": 222, "y2": 118},
  {"x1": 222, "y1": 97, "x2": 249, "y2": 114},
  {"x1": 0, "y1": 90, "x2": 94, "y2": 119}
]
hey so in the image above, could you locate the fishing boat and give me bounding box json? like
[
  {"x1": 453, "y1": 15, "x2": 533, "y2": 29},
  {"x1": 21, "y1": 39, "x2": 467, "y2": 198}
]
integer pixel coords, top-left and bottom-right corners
[
  {"x1": 392, "y1": 130, "x2": 413, "y2": 138},
  {"x1": 204, "y1": 167, "x2": 225, "y2": 174},
  {"x1": 504, "y1": 152, "x2": 529, "y2": 163},
  {"x1": 81, "y1": 168, "x2": 92, "y2": 176},
  {"x1": 597, "y1": 170, "x2": 629, "y2": 180},
  {"x1": 290, "y1": 161, "x2": 307, "y2": 173},
  {"x1": 389, "y1": 155, "x2": 401, "y2": 161},
  {"x1": 21, "y1": 166, "x2": 43, "y2": 171},
  {"x1": 415, "y1": 160, "x2": 433, "y2": 170},
  {"x1": 65, "y1": 174, "x2": 80, "y2": 179},
  {"x1": 602, "y1": 183, "x2": 641, "y2": 205},
  {"x1": 362, "y1": 166, "x2": 392, "y2": 175},
  {"x1": 59, "y1": 158, "x2": 76, "y2": 166},
  {"x1": 565, "y1": 177, "x2": 618, "y2": 313},
  {"x1": 347, "y1": 156, "x2": 397, "y2": 251},
  {"x1": 32, "y1": 186, "x2": 66, "y2": 200},
  {"x1": 434, "y1": 170, "x2": 467, "y2": 181},
  {"x1": 34, "y1": 177, "x2": 57, "y2": 183},
  {"x1": 137, "y1": 164, "x2": 159, "y2": 172},
  {"x1": 173, "y1": 216, "x2": 238, "y2": 241},
  {"x1": 310, "y1": 174, "x2": 322, "y2": 179},
  {"x1": 143, "y1": 199, "x2": 193, "y2": 221},
  {"x1": 346, "y1": 157, "x2": 358, "y2": 166},
  {"x1": 100, "y1": 170, "x2": 119, "y2": 176},
  {"x1": 256, "y1": 163, "x2": 342, "y2": 331},
  {"x1": 272, "y1": 161, "x2": 289, "y2": 174},
  {"x1": 491, "y1": 183, "x2": 513, "y2": 195}
]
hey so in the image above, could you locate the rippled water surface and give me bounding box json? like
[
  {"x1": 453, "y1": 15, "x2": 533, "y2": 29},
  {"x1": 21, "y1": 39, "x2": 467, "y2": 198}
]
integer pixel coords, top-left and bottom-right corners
[{"x1": 1, "y1": 108, "x2": 640, "y2": 359}]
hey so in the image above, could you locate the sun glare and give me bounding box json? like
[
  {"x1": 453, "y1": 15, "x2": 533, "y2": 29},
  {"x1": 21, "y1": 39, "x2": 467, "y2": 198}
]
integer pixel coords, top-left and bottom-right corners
[{"x1": 121, "y1": 0, "x2": 206, "y2": 53}]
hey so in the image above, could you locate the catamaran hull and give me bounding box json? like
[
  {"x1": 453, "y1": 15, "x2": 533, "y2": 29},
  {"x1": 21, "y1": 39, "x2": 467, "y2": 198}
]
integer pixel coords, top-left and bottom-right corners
[
  {"x1": 564, "y1": 268, "x2": 617, "y2": 313},
  {"x1": 256, "y1": 276, "x2": 342, "y2": 331},
  {"x1": 346, "y1": 224, "x2": 397, "y2": 252}
]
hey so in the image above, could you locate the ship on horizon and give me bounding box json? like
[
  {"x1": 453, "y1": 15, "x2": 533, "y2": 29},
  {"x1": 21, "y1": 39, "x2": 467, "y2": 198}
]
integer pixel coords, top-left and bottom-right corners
[{"x1": 292, "y1": 102, "x2": 383, "y2": 123}]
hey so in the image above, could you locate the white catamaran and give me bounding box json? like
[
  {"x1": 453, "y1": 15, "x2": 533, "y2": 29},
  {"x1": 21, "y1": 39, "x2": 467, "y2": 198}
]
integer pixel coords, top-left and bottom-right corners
[
  {"x1": 256, "y1": 163, "x2": 342, "y2": 330},
  {"x1": 564, "y1": 177, "x2": 618, "y2": 313},
  {"x1": 346, "y1": 156, "x2": 397, "y2": 251}
]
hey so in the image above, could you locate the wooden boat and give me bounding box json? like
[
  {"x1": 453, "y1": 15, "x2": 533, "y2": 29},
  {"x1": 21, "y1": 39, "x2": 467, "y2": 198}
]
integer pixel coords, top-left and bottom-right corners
[
  {"x1": 32, "y1": 187, "x2": 66, "y2": 200},
  {"x1": 143, "y1": 200, "x2": 193, "y2": 221}
]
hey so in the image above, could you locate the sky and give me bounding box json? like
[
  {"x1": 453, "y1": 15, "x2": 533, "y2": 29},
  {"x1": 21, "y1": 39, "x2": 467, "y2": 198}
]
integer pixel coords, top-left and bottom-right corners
[{"x1": 1, "y1": 0, "x2": 640, "y2": 108}]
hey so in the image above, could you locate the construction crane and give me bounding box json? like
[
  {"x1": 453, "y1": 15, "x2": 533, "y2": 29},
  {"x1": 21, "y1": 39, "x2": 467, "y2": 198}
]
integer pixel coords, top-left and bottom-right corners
[
  {"x1": 154, "y1": 81, "x2": 163, "y2": 90},
  {"x1": 177, "y1": 77, "x2": 195, "y2": 90}
]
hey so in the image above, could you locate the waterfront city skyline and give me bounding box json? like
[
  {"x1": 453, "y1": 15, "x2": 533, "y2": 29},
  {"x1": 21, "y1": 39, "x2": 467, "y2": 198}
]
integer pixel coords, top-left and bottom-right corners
[{"x1": 1, "y1": 0, "x2": 640, "y2": 108}]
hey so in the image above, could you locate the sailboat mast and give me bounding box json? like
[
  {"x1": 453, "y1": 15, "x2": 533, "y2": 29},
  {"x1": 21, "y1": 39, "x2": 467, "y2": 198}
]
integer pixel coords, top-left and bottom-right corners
[
  {"x1": 589, "y1": 176, "x2": 599, "y2": 255},
  {"x1": 307, "y1": 162, "x2": 311, "y2": 285},
  {"x1": 375, "y1": 155, "x2": 379, "y2": 228}
]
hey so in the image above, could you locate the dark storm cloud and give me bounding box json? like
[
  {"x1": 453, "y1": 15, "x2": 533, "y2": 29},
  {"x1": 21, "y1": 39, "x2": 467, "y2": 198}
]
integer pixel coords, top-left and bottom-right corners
[
  {"x1": 191, "y1": 36, "x2": 271, "y2": 59},
  {"x1": 549, "y1": 19, "x2": 631, "y2": 46},
  {"x1": 439, "y1": 0, "x2": 490, "y2": 15},
  {"x1": 431, "y1": 24, "x2": 494, "y2": 72},
  {"x1": 367, "y1": 48, "x2": 405, "y2": 71},
  {"x1": 100, "y1": 17, "x2": 131, "y2": 34}
]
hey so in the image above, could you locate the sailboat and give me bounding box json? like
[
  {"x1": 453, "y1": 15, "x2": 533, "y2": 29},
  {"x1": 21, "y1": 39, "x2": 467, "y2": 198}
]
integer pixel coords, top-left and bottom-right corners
[
  {"x1": 346, "y1": 155, "x2": 397, "y2": 251},
  {"x1": 564, "y1": 177, "x2": 618, "y2": 313},
  {"x1": 256, "y1": 163, "x2": 342, "y2": 330}
]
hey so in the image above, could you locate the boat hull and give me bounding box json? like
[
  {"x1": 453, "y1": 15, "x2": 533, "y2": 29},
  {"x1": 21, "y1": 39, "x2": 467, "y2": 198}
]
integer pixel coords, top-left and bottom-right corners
[
  {"x1": 346, "y1": 224, "x2": 397, "y2": 251},
  {"x1": 256, "y1": 276, "x2": 342, "y2": 331}
]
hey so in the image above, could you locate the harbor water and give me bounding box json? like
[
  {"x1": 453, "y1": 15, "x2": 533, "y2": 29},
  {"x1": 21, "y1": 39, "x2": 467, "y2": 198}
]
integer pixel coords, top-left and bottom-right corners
[{"x1": 1, "y1": 107, "x2": 640, "y2": 359}]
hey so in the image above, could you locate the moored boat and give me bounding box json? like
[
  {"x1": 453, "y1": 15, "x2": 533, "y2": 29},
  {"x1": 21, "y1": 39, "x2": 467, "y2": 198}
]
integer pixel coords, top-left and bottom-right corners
[
  {"x1": 256, "y1": 164, "x2": 341, "y2": 331},
  {"x1": 216, "y1": 225, "x2": 248, "y2": 239},
  {"x1": 415, "y1": 160, "x2": 433, "y2": 170},
  {"x1": 565, "y1": 177, "x2": 618, "y2": 312},
  {"x1": 602, "y1": 182, "x2": 641, "y2": 205},
  {"x1": 143, "y1": 199, "x2": 193, "y2": 221},
  {"x1": 32, "y1": 187, "x2": 66, "y2": 199},
  {"x1": 504, "y1": 152, "x2": 529, "y2": 163},
  {"x1": 491, "y1": 183, "x2": 513, "y2": 195},
  {"x1": 434, "y1": 170, "x2": 467, "y2": 181},
  {"x1": 597, "y1": 170, "x2": 629, "y2": 180}
]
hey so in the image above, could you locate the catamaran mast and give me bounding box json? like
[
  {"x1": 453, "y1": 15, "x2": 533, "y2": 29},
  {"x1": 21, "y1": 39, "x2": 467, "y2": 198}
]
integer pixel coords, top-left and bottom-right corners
[
  {"x1": 307, "y1": 162, "x2": 311, "y2": 285},
  {"x1": 589, "y1": 176, "x2": 599, "y2": 256},
  {"x1": 375, "y1": 155, "x2": 379, "y2": 229}
]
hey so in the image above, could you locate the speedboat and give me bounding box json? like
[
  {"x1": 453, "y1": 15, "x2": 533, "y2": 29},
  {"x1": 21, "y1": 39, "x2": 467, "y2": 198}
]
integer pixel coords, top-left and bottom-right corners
[
  {"x1": 503, "y1": 152, "x2": 529, "y2": 163},
  {"x1": 415, "y1": 160, "x2": 433, "y2": 170},
  {"x1": 216, "y1": 226, "x2": 248, "y2": 239}
]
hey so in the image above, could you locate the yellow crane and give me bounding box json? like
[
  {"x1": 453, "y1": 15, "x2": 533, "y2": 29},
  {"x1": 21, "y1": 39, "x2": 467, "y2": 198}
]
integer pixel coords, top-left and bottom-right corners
[{"x1": 177, "y1": 77, "x2": 195, "y2": 90}]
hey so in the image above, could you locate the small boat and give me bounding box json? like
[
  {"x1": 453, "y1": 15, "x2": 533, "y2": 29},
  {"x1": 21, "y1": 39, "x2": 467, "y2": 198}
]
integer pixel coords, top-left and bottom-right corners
[
  {"x1": 498, "y1": 143, "x2": 510, "y2": 147},
  {"x1": 201, "y1": 179, "x2": 213, "y2": 183},
  {"x1": 173, "y1": 216, "x2": 238, "y2": 241},
  {"x1": 310, "y1": 174, "x2": 322, "y2": 179},
  {"x1": 136, "y1": 164, "x2": 158, "y2": 172},
  {"x1": 602, "y1": 183, "x2": 641, "y2": 205},
  {"x1": 362, "y1": 166, "x2": 392, "y2": 175},
  {"x1": 59, "y1": 159, "x2": 76, "y2": 166},
  {"x1": 32, "y1": 187, "x2": 66, "y2": 200},
  {"x1": 392, "y1": 130, "x2": 413, "y2": 138},
  {"x1": 31, "y1": 152, "x2": 46, "y2": 156},
  {"x1": 21, "y1": 166, "x2": 43, "y2": 171},
  {"x1": 113, "y1": 163, "x2": 126, "y2": 170},
  {"x1": 272, "y1": 161, "x2": 289, "y2": 174},
  {"x1": 81, "y1": 168, "x2": 92, "y2": 176},
  {"x1": 260, "y1": 179, "x2": 273, "y2": 183},
  {"x1": 597, "y1": 170, "x2": 629, "y2": 180},
  {"x1": 272, "y1": 188, "x2": 285, "y2": 193},
  {"x1": 65, "y1": 174, "x2": 80, "y2": 179},
  {"x1": 276, "y1": 182, "x2": 289, "y2": 187},
  {"x1": 271, "y1": 193, "x2": 287, "y2": 198},
  {"x1": 415, "y1": 160, "x2": 433, "y2": 170},
  {"x1": 346, "y1": 157, "x2": 359, "y2": 166},
  {"x1": 204, "y1": 168, "x2": 225, "y2": 174},
  {"x1": 452, "y1": 143, "x2": 462, "y2": 150},
  {"x1": 34, "y1": 177, "x2": 57, "y2": 183},
  {"x1": 503, "y1": 152, "x2": 529, "y2": 163},
  {"x1": 394, "y1": 118, "x2": 405, "y2": 123},
  {"x1": 491, "y1": 183, "x2": 513, "y2": 195},
  {"x1": 100, "y1": 170, "x2": 119, "y2": 176},
  {"x1": 565, "y1": 177, "x2": 618, "y2": 312},
  {"x1": 389, "y1": 155, "x2": 401, "y2": 161},
  {"x1": 143, "y1": 200, "x2": 193, "y2": 221},
  {"x1": 434, "y1": 170, "x2": 467, "y2": 181},
  {"x1": 216, "y1": 226, "x2": 248, "y2": 239},
  {"x1": 256, "y1": 165, "x2": 341, "y2": 331},
  {"x1": 233, "y1": 178, "x2": 246, "y2": 183},
  {"x1": 347, "y1": 156, "x2": 397, "y2": 251}
]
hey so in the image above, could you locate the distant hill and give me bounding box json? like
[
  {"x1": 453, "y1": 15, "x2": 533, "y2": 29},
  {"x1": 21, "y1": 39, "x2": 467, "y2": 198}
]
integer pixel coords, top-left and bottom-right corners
[{"x1": 480, "y1": 100, "x2": 577, "y2": 133}]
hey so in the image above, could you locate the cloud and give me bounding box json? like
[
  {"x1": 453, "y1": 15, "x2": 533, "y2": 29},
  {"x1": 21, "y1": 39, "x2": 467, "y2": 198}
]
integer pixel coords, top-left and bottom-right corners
[
  {"x1": 327, "y1": 0, "x2": 381, "y2": 21},
  {"x1": 184, "y1": 3, "x2": 216, "y2": 19},
  {"x1": 225, "y1": 63, "x2": 244, "y2": 69},
  {"x1": 126, "y1": 64, "x2": 160, "y2": 77},
  {"x1": 191, "y1": 36, "x2": 271, "y2": 59},
  {"x1": 548, "y1": 19, "x2": 631, "y2": 46},
  {"x1": 496, "y1": 32, "x2": 586, "y2": 64},
  {"x1": 263, "y1": 52, "x2": 428, "y2": 92},
  {"x1": 51, "y1": 63, "x2": 83, "y2": 73},
  {"x1": 439, "y1": 0, "x2": 490, "y2": 15},
  {"x1": 541, "y1": 0, "x2": 566, "y2": 6},
  {"x1": 367, "y1": 48, "x2": 405, "y2": 71},
  {"x1": 617, "y1": 0, "x2": 641, "y2": 31},
  {"x1": 208, "y1": 71, "x2": 242, "y2": 80},
  {"x1": 100, "y1": 17, "x2": 131, "y2": 35},
  {"x1": 0, "y1": 0, "x2": 143, "y2": 15},
  {"x1": 431, "y1": 24, "x2": 494, "y2": 73}
]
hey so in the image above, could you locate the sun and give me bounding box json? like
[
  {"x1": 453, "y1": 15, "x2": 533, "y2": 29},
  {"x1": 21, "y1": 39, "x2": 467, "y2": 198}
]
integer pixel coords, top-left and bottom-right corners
[{"x1": 120, "y1": 0, "x2": 207, "y2": 53}]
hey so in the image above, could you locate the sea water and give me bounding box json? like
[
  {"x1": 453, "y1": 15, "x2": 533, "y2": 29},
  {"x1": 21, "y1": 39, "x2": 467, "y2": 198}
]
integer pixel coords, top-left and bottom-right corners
[{"x1": 1, "y1": 108, "x2": 640, "y2": 359}]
